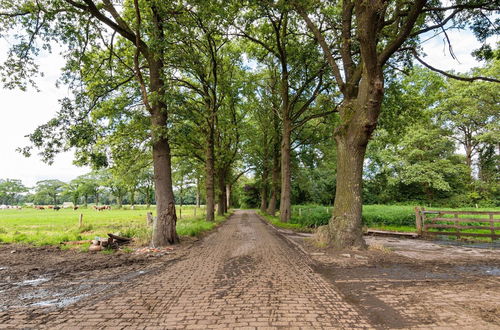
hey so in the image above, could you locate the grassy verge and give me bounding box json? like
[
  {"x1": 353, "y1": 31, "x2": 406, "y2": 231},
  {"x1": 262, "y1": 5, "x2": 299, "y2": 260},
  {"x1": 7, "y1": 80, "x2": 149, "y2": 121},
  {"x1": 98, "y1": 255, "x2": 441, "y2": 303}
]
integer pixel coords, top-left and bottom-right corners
[
  {"x1": 260, "y1": 204, "x2": 499, "y2": 242},
  {"x1": 257, "y1": 210, "x2": 311, "y2": 232},
  {"x1": 0, "y1": 206, "x2": 233, "y2": 247}
]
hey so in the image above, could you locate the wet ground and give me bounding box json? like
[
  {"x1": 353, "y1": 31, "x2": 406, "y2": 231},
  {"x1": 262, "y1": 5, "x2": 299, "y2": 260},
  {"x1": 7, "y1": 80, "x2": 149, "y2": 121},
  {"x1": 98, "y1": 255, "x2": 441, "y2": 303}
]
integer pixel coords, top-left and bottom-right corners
[
  {"x1": 0, "y1": 211, "x2": 499, "y2": 329},
  {"x1": 280, "y1": 229, "x2": 500, "y2": 329},
  {"x1": 0, "y1": 243, "x2": 186, "y2": 313}
]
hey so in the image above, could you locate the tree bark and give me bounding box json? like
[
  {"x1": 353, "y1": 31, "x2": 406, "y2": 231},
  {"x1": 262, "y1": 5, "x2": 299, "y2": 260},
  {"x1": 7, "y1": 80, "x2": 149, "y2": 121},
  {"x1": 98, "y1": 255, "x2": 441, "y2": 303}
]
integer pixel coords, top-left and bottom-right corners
[
  {"x1": 226, "y1": 183, "x2": 231, "y2": 210},
  {"x1": 150, "y1": 57, "x2": 179, "y2": 246},
  {"x1": 196, "y1": 177, "x2": 201, "y2": 208},
  {"x1": 328, "y1": 75, "x2": 383, "y2": 249},
  {"x1": 151, "y1": 130, "x2": 179, "y2": 245},
  {"x1": 217, "y1": 171, "x2": 226, "y2": 216},
  {"x1": 279, "y1": 118, "x2": 292, "y2": 222},
  {"x1": 205, "y1": 127, "x2": 215, "y2": 222},
  {"x1": 267, "y1": 109, "x2": 281, "y2": 216},
  {"x1": 260, "y1": 168, "x2": 269, "y2": 213}
]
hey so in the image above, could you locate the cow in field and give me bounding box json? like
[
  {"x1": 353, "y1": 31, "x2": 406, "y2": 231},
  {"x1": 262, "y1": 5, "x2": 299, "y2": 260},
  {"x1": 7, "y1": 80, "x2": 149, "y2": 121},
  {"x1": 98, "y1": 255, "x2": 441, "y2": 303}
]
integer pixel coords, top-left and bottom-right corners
[{"x1": 53, "y1": 206, "x2": 61, "y2": 211}]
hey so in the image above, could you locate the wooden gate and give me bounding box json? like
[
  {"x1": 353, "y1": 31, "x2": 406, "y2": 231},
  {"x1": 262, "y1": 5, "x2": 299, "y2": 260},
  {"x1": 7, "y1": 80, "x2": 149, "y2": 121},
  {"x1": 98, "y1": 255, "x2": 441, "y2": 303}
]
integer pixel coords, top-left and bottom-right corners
[{"x1": 415, "y1": 207, "x2": 500, "y2": 241}]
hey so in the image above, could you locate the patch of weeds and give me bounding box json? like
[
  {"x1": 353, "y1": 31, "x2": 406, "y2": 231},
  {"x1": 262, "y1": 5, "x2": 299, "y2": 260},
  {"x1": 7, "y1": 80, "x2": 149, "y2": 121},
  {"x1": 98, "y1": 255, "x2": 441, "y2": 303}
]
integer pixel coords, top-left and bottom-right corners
[
  {"x1": 121, "y1": 247, "x2": 133, "y2": 253},
  {"x1": 13, "y1": 233, "x2": 28, "y2": 243},
  {"x1": 79, "y1": 224, "x2": 93, "y2": 233},
  {"x1": 79, "y1": 242, "x2": 91, "y2": 252},
  {"x1": 0, "y1": 228, "x2": 7, "y2": 234},
  {"x1": 101, "y1": 248, "x2": 116, "y2": 255},
  {"x1": 59, "y1": 244, "x2": 71, "y2": 251}
]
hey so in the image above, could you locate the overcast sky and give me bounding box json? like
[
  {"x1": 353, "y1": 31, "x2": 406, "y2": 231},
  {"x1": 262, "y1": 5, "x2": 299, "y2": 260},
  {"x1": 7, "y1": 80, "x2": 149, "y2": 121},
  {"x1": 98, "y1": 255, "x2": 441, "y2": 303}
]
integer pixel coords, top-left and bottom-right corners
[{"x1": 0, "y1": 28, "x2": 496, "y2": 188}]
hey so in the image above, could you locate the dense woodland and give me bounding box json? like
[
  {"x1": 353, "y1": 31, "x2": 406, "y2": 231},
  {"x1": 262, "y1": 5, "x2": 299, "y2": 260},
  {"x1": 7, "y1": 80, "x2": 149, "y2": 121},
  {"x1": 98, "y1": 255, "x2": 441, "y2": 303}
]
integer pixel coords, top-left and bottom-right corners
[{"x1": 0, "y1": 0, "x2": 498, "y2": 248}]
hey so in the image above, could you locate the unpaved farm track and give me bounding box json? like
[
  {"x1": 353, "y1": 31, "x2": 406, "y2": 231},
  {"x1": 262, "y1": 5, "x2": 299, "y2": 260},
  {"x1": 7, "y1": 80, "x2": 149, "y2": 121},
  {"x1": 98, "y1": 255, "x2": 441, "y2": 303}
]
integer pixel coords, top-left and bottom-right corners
[{"x1": 1, "y1": 210, "x2": 370, "y2": 329}]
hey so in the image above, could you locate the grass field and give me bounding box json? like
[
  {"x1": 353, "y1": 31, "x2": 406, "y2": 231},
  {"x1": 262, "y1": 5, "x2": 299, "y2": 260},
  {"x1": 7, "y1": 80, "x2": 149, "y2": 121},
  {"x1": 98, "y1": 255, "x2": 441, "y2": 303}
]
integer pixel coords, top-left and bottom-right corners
[{"x1": 0, "y1": 205, "x2": 229, "y2": 247}]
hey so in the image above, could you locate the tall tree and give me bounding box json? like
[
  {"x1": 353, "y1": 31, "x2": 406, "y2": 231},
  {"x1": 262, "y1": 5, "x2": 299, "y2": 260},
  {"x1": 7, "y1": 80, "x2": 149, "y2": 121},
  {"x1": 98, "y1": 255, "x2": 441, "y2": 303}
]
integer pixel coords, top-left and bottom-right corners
[
  {"x1": 435, "y1": 60, "x2": 500, "y2": 176},
  {"x1": 0, "y1": 0, "x2": 179, "y2": 245},
  {"x1": 0, "y1": 179, "x2": 28, "y2": 205},
  {"x1": 294, "y1": 0, "x2": 499, "y2": 249},
  {"x1": 169, "y1": 4, "x2": 243, "y2": 220},
  {"x1": 238, "y1": 2, "x2": 333, "y2": 222},
  {"x1": 35, "y1": 179, "x2": 65, "y2": 205}
]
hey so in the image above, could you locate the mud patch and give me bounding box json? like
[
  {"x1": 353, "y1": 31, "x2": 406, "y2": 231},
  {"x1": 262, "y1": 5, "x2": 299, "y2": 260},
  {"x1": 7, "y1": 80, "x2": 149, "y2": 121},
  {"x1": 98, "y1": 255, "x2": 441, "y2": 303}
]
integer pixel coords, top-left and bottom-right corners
[
  {"x1": 215, "y1": 255, "x2": 257, "y2": 299},
  {"x1": 0, "y1": 243, "x2": 185, "y2": 312},
  {"x1": 290, "y1": 234, "x2": 500, "y2": 328}
]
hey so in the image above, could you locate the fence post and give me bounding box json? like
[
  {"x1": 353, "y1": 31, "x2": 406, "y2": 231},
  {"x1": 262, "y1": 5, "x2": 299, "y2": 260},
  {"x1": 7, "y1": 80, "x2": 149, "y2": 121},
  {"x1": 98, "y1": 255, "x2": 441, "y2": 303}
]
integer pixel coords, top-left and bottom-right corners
[
  {"x1": 299, "y1": 208, "x2": 302, "y2": 217},
  {"x1": 79, "y1": 213, "x2": 83, "y2": 228},
  {"x1": 415, "y1": 206, "x2": 423, "y2": 236},
  {"x1": 194, "y1": 206, "x2": 197, "y2": 217},
  {"x1": 490, "y1": 213, "x2": 495, "y2": 242}
]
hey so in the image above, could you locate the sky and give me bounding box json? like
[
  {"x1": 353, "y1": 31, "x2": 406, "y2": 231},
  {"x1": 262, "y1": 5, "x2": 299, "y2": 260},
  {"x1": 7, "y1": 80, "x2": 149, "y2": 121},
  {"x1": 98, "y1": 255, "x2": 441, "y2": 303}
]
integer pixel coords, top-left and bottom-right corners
[{"x1": 0, "y1": 27, "x2": 496, "y2": 188}]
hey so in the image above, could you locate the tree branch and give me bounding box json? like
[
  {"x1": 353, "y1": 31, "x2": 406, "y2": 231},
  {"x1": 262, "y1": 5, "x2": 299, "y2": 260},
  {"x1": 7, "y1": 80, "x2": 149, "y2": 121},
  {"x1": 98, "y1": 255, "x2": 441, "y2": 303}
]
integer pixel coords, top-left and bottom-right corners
[{"x1": 411, "y1": 49, "x2": 500, "y2": 83}]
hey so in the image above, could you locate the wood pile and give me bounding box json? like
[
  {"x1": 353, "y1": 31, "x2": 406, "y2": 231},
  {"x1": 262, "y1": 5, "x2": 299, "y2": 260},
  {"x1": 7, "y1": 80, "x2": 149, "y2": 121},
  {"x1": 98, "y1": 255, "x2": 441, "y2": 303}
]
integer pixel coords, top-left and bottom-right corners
[{"x1": 88, "y1": 233, "x2": 132, "y2": 252}]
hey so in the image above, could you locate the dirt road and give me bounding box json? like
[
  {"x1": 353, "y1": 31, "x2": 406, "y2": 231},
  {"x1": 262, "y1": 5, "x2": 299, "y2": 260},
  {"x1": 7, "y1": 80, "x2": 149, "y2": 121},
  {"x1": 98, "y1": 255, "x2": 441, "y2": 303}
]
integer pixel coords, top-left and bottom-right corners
[{"x1": 0, "y1": 210, "x2": 370, "y2": 329}]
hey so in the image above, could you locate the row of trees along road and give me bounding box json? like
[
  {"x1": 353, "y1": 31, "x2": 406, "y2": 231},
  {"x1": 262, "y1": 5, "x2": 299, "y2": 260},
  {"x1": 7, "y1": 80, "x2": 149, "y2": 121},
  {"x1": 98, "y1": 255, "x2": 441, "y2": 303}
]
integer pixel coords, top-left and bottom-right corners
[{"x1": 0, "y1": 1, "x2": 498, "y2": 248}]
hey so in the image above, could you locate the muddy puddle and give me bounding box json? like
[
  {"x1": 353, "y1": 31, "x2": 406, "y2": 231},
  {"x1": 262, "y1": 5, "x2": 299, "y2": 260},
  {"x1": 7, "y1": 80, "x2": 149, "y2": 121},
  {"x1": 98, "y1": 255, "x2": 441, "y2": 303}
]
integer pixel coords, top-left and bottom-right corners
[{"x1": 0, "y1": 243, "x2": 184, "y2": 312}]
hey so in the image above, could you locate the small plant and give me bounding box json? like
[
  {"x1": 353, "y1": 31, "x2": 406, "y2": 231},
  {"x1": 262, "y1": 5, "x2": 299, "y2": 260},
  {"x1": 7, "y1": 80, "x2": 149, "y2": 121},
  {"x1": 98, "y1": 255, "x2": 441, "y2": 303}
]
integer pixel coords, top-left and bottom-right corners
[
  {"x1": 121, "y1": 247, "x2": 133, "y2": 253},
  {"x1": 101, "y1": 248, "x2": 115, "y2": 255}
]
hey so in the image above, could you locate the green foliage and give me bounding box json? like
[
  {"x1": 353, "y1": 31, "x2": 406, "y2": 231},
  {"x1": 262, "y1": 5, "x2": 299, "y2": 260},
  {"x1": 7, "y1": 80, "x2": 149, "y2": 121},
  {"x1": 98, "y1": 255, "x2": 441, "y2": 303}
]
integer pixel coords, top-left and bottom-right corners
[
  {"x1": 0, "y1": 179, "x2": 27, "y2": 205},
  {"x1": 34, "y1": 179, "x2": 65, "y2": 205}
]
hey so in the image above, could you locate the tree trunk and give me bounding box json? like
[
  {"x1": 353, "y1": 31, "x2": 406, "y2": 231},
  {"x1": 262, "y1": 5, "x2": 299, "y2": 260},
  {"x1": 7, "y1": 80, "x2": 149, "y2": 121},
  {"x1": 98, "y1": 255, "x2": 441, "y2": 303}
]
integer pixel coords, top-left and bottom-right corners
[
  {"x1": 196, "y1": 177, "x2": 201, "y2": 208},
  {"x1": 217, "y1": 171, "x2": 226, "y2": 216},
  {"x1": 152, "y1": 131, "x2": 179, "y2": 245},
  {"x1": 205, "y1": 128, "x2": 215, "y2": 222},
  {"x1": 328, "y1": 75, "x2": 383, "y2": 249},
  {"x1": 329, "y1": 131, "x2": 368, "y2": 249},
  {"x1": 131, "y1": 190, "x2": 136, "y2": 207},
  {"x1": 260, "y1": 186, "x2": 268, "y2": 213},
  {"x1": 267, "y1": 144, "x2": 280, "y2": 216},
  {"x1": 117, "y1": 195, "x2": 123, "y2": 209},
  {"x1": 145, "y1": 189, "x2": 150, "y2": 209},
  {"x1": 149, "y1": 57, "x2": 179, "y2": 246},
  {"x1": 84, "y1": 195, "x2": 88, "y2": 208},
  {"x1": 226, "y1": 183, "x2": 231, "y2": 210},
  {"x1": 279, "y1": 118, "x2": 292, "y2": 222}
]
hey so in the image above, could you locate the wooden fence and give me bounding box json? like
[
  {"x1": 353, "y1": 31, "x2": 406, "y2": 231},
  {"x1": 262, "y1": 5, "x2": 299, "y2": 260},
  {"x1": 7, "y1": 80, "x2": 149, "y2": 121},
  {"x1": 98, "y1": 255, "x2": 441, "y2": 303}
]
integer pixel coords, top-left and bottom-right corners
[{"x1": 415, "y1": 207, "x2": 500, "y2": 241}]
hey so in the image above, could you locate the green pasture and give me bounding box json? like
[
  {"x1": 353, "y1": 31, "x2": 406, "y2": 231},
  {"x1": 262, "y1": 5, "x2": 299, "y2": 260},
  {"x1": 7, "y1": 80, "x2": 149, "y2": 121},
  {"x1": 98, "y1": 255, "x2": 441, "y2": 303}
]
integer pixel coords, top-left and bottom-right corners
[
  {"x1": 0, "y1": 205, "x2": 228, "y2": 246},
  {"x1": 263, "y1": 204, "x2": 500, "y2": 241}
]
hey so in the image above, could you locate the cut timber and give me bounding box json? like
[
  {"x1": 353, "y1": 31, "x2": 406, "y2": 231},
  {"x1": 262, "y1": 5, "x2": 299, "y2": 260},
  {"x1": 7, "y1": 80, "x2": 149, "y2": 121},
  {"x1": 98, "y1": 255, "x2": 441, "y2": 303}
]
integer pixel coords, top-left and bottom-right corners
[
  {"x1": 366, "y1": 229, "x2": 419, "y2": 238},
  {"x1": 62, "y1": 240, "x2": 92, "y2": 245},
  {"x1": 108, "y1": 233, "x2": 132, "y2": 244}
]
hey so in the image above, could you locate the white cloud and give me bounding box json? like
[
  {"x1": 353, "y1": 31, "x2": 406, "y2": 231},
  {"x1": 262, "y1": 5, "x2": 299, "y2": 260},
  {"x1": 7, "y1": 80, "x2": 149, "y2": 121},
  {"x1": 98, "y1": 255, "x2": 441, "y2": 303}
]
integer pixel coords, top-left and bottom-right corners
[{"x1": 420, "y1": 29, "x2": 498, "y2": 73}]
